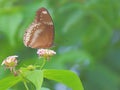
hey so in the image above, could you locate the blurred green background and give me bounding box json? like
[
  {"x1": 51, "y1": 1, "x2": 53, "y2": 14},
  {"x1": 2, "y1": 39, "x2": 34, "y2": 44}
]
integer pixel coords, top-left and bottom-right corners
[{"x1": 0, "y1": 0, "x2": 120, "y2": 90}]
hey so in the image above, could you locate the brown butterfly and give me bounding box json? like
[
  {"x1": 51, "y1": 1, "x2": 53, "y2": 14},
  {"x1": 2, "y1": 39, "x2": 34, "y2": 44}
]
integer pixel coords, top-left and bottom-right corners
[{"x1": 23, "y1": 7, "x2": 54, "y2": 49}]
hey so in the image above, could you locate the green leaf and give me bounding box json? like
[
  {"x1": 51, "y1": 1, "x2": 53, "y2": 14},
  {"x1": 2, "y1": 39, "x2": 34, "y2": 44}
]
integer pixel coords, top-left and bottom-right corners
[
  {"x1": 0, "y1": 75, "x2": 21, "y2": 90},
  {"x1": 26, "y1": 70, "x2": 43, "y2": 90},
  {"x1": 43, "y1": 69, "x2": 84, "y2": 90},
  {"x1": 41, "y1": 87, "x2": 50, "y2": 90}
]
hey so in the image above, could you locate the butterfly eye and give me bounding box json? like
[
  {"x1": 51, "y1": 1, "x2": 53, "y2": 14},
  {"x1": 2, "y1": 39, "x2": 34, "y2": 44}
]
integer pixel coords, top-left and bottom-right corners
[{"x1": 23, "y1": 7, "x2": 54, "y2": 49}]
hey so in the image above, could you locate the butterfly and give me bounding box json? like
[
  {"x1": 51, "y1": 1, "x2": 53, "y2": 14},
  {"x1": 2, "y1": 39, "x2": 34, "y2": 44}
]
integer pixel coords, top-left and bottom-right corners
[{"x1": 23, "y1": 7, "x2": 54, "y2": 49}]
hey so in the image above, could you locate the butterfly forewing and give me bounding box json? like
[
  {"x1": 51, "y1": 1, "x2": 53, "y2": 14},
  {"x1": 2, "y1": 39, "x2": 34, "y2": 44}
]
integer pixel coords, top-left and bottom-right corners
[
  {"x1": 35, "y1": 8, "x2": 53, "y2": 25},
  {"x1": 23, "y1": 7, "x2": 54, "y2": 49}
]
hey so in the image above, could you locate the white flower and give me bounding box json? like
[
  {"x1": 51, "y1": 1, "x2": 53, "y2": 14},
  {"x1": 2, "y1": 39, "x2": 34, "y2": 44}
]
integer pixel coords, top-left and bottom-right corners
[
  {"x1": 37, "y1": 49, "x2": 56, "y2": 59},
  {"x1": 1, "y1": 55, "x2": 18, "y2": 72}
]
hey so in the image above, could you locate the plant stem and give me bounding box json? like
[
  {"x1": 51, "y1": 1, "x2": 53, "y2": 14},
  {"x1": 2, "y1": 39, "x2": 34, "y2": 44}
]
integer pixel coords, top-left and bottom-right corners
[
  {"x1": 23, "y1": 81, "x2": 29, "y2": 90},
  {"x1": 40, "y1": 59, "x2": 46, "y2": 69}
]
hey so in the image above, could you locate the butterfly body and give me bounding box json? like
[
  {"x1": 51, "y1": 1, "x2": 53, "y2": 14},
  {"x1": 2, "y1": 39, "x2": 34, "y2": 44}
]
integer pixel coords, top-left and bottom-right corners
[{"x1": 23, "y1": 8, "x2": 54, "y2": 49}]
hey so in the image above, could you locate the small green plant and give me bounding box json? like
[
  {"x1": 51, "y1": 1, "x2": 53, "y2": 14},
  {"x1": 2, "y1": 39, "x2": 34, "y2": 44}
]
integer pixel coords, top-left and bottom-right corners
[{"x1": 0, "y1": 49, "x2": 84, "y2": 90}]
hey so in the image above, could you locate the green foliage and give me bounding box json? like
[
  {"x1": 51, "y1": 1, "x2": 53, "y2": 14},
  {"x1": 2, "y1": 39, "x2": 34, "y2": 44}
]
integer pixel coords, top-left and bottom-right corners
[
  {"x1": 43, "y1": 69, "x2": 84, "y2": 90},
  {"x1": 25, "y1": 70, "x2": 43, "y2": 90},
  {"x1": 0, "y1": 68, "x2": 83, "y2": 90},
  {"x1": 0, "y1": 75, "x2": 21, "y2": 90},
  {"x1": 0, "y1": 0, "x2": 120, "y2": 90}
]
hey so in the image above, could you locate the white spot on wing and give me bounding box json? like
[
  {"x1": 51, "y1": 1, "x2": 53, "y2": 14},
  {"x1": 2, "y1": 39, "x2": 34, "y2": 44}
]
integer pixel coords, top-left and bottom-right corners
[
  {"x1": 24, "y1": 23, "x2": 40, "y2": 46},
  {"x1": 43, "y1": 21, "x2": 53, "y2": 25},
  {"x1": 30, "y1": 29, "x2": 43, "y2": 46},
  {"x1": 42, "y1": 11, "x2": 47, "y2": 14}
]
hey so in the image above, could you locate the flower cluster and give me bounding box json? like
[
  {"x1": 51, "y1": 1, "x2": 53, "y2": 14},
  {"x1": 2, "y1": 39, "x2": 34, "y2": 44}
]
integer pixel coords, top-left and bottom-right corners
[
  {"x1": 37, "y1": 49, "x2": 56, "y2": 60},
  {"x1": 1, "y1": 49, "x2": 56, "y2": 75},
  {"x1": 1, "y1": 55, "x2": 18, "y2": 72}
]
